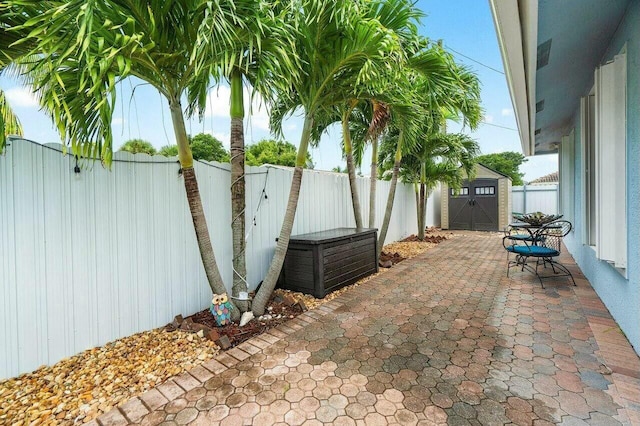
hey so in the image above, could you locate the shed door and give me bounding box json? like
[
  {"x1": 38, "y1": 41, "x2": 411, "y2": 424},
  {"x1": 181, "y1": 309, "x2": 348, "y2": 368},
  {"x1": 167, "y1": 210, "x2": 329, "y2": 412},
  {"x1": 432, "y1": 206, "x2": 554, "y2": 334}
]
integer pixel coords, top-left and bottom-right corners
[{"x1": 448, "y1": 179, "x2": 499, "y2": 231}]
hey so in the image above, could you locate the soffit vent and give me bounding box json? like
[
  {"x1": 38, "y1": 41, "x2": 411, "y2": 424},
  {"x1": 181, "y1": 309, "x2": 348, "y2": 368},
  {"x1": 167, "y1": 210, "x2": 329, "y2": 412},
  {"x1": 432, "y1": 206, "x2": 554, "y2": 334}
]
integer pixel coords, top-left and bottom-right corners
[
  {"x1": 536, "y1": 100, "x2": 545, "y2": 113},
  {"x1": 537, "y1": 39, "x2": 552, "y2": 69}
]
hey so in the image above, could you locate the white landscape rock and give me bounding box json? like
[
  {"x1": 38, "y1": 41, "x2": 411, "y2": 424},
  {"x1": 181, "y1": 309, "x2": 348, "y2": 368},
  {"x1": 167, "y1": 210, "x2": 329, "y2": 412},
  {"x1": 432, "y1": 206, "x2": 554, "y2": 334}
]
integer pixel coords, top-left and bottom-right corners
[{"x1": 239, "y1": 311, "x2": 255, "y2": 327}]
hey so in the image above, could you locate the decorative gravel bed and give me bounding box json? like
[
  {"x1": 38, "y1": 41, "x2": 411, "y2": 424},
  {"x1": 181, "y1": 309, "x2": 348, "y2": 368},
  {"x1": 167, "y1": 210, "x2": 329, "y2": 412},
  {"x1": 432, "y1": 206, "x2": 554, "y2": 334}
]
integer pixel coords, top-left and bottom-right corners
[
  {"x1": 0, "y1": 230, "x2": 452, "y2": 425},
  {"x1": 0, "y1": 329, "x2": 219, "y2": 425}
]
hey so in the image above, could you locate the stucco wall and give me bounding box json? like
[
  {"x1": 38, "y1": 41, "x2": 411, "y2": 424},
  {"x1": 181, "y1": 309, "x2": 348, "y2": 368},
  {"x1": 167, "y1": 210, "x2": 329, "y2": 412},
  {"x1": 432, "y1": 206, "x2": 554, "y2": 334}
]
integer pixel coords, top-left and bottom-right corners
[{"x1": 563, "y1": 0, "x2": 639, "y2": 353}]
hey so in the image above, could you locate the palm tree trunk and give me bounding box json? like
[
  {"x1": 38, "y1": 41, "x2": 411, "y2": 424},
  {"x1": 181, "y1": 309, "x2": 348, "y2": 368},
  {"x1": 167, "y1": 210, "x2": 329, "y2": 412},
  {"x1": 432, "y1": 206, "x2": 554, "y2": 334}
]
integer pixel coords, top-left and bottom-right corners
[
  {"x1": 252, "y1": 115, "x2": 313, "y2": 316},
  {"x1": 229, "y1": 68, "x2": 248, "y2": 312},
  {"x1": 170, "y1": 100, "x2": 238, "y2": 319},
  {"x1": 342, "y1": 105, "x2": 363, "y2": 228},
  {"x1": 414, "y1": 183, "x2": 420, "y2": 232},
  {"x1": 368, "y1": 136, "x2": 378, "y2": 228},
  {"x1": 377, "y1": 132, "x2": 403, "y2": 258},
  {"x1": 422, "y1": 193, "x2": 429, "y2": 238},
  {"x1": 418, "y1": 161, "x2": 426, "y2": 240},
  {"x1": 418, "y1": 183, "x2": 426, "y2": 240}
]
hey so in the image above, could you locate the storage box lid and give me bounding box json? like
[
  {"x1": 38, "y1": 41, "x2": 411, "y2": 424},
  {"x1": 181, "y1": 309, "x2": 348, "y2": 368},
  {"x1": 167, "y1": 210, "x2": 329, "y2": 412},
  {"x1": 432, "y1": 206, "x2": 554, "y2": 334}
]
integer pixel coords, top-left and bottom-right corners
[{"x1": 289, "y1": 227, "x2": 377, "y2": 245}]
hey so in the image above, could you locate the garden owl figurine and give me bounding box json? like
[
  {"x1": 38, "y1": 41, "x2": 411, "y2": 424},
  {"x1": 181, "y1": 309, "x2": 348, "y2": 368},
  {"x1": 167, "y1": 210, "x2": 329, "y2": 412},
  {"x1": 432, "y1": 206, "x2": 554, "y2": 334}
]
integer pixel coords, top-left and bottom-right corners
[{"x1": 210, "y1": 293, "x2": 233, "y2": 326}]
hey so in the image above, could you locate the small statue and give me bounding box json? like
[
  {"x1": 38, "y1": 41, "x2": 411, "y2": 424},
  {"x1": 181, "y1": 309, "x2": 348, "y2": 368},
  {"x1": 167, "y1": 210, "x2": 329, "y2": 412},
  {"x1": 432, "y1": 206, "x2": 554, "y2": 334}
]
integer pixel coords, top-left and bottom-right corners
[{"x1": 210, "y1": 293, "x2": 233, "y2": 326}]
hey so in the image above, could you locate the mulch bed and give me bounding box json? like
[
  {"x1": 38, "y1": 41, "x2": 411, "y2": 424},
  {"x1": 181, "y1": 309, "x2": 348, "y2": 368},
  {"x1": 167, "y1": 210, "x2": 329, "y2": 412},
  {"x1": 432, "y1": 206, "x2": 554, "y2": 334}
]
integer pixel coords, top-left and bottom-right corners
[
  {"x1": 186, "y1": 295, "x2": 304, "y2": 347},
  {"x1": 401, "y1": 233, "x2": 448, "y2": 244},
  {"x1": 379, "y1": 251, "x2": 406, "y2": 265}
]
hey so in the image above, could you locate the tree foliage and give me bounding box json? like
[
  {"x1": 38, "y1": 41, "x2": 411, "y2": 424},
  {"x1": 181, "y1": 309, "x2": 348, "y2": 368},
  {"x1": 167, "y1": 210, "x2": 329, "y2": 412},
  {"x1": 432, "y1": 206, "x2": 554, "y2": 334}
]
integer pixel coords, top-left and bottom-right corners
[
  {"x1": 158, "y1": 145, "x2": 179, "y2": 157},
  {"x1": 476, "y1": 151, "x2": 527, "y2": 185},
  {"x1": 246, "y1": 139, "x2": 313, "y2": 168},
  {"x1": 190, "y1": 133, "x2": 230, "y2": 163},
  {"x1": 6, "y1": 0, "x2": 260, "y2": 311},
  {"x1": 158, "y1": 133, "x2": 230, "y2": 162},
  {"x1": 118, "y1": 139, "x2": 156, "y2": 155}
]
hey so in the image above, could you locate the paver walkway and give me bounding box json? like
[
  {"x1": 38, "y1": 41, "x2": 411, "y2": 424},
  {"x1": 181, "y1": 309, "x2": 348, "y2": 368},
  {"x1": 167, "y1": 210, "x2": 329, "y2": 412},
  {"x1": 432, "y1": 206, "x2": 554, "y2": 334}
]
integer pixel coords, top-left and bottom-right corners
[{"x1": 94, "y1": 232, "x2": 640, "y2": 425}]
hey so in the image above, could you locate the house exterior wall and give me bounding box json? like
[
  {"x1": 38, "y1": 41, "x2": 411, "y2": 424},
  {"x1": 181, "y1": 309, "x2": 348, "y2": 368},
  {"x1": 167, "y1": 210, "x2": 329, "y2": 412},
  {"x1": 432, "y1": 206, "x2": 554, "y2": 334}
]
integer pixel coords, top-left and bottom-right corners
[{"x1": 562, "y1": 1, "x2": 640, "y2": 353}]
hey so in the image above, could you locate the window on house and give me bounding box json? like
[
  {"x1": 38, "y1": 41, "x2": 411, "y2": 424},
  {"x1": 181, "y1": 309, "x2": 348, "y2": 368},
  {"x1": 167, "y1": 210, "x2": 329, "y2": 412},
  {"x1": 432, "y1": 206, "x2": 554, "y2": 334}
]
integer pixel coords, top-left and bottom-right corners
[{"x1": 582, "y1": 48, "x2": 627, "y2": 273}]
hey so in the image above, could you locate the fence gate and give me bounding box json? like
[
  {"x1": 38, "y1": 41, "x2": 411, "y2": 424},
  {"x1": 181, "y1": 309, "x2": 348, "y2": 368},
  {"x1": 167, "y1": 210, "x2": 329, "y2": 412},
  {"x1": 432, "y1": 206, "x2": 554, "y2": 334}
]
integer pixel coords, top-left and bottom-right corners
[{"x1": 448, "y1": 178, "x2": 499, "y2": 231}]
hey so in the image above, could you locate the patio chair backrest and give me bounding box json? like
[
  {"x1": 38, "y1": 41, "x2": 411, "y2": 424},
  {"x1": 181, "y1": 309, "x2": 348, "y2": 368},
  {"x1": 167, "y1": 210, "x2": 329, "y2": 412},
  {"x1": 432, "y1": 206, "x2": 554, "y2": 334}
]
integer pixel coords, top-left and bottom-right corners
[{"x1": 534, "y1": 220, "x2": 572, "y2": 253}]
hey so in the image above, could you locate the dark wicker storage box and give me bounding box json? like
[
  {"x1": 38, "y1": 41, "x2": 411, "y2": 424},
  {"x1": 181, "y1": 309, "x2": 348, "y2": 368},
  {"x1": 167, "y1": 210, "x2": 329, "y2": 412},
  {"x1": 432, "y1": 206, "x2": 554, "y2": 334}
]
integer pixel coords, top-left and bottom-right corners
[{"x1": 278, "y1": 228, "x2": 378, "y2": 298}]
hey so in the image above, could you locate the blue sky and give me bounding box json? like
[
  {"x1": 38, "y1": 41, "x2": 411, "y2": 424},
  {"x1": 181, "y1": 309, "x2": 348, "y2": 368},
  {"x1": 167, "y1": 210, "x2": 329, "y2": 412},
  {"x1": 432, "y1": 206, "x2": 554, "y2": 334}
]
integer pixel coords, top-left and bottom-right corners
[{"x1": 0, "y1": 0, "x2": 557, "y2": 182}]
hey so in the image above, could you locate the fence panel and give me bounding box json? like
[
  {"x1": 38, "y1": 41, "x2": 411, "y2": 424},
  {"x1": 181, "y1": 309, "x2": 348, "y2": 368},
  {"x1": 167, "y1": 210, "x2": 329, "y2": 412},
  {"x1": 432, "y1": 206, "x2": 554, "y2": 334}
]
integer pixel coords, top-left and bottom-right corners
[
  {"x1": 511, "y1": 184, "x2": 559, "y2": 216},
  {"x1": 0, "y1": 139, "x2": 435, "y2": 378}
]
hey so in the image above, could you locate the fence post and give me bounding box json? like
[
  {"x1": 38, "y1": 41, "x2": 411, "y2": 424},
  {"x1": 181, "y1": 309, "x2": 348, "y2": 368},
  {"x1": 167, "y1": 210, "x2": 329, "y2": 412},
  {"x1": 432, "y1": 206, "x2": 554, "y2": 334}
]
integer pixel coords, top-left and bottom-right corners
[{"x1": 522, "y1": 184, "x2": 527, "y2": 213}]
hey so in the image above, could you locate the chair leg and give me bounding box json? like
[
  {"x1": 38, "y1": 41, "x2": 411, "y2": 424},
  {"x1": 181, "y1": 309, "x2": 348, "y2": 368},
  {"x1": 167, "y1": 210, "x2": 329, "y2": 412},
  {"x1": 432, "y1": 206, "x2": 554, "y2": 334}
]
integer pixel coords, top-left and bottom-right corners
[
  {"x1": 534, "y1": 260, "x2": 545, "y2": 288},
  {"x1": 536, "y1": 258, "x2": 576, "y2": 287},
  {"x1": 506, "y1": 252, "x2": 510, "y2": 277}
]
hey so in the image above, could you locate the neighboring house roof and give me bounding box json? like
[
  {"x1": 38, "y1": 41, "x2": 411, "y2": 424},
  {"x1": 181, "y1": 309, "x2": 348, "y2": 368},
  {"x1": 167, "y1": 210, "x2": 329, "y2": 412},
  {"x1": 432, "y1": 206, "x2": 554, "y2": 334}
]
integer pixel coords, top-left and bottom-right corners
[
  {"x1": 488, "y1": 0, "x2": 629, "y2": 156},
  {"x1": 527, "y1": 171, "x2": 558, "y2": 185}
]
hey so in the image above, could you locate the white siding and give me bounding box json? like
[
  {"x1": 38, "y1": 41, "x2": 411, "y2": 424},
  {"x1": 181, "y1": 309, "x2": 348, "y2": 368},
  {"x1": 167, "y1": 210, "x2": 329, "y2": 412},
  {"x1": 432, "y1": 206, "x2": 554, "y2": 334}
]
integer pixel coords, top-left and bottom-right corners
[{"x1": 0, "y1": 139, "x2": 430, "y2": 378}]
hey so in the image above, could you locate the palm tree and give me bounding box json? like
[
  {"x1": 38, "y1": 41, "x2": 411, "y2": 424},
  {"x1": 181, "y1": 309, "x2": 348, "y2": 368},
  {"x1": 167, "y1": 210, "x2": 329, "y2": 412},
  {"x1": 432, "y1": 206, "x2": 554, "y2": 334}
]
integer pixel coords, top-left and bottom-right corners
[
  {"x1": 0, "y1": 6, "x2": 29, "y2": 151},
  {"x1": 334, "y1": 0, "x2": 422, "y2": 230},
  {"x1": 9, "y1": 0, "x2": 261, "y2": 319},
  {"x1": 401, "y1": 131, "x2": 480, "y2": 239},
  {"x1": 251, "y1": 0, "x2": 403, "y2": 315},
  {"x1": 350, "y1": 99, "x2": 391, "y2": 228},
  {"x1": 376, "y1": 44, "x2": 483, "y2": 255},
  {"x1": 341, "y1": 99, "x2": 365, "y2": 228},
  {"x1": 118, "y1": 139, "x2": 156, "y2": 155},
  {"x1": 0, "y1": 79, "x2": 22, "y2": 151},
  {"x1": 226, "y1": 5, "x2": 296, "y2": 312}
]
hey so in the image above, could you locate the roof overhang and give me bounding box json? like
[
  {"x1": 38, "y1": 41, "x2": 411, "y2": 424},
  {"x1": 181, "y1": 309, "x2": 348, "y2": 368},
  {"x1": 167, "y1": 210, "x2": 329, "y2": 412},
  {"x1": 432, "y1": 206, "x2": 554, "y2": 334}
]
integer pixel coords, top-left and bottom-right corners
[
  {"x1": 489, "y1": 0, "x2": 538, "y2": 156},
  {"x1": 489, "y1": 0, "x2": 630, "y2": 156}
]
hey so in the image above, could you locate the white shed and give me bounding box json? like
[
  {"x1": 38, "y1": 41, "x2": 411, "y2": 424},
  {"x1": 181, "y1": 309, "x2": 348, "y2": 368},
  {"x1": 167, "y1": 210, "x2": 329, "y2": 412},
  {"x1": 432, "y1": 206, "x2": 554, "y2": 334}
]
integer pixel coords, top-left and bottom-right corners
[{"x1": 441, "y1": 164, "x2": 512, "y2": 231}]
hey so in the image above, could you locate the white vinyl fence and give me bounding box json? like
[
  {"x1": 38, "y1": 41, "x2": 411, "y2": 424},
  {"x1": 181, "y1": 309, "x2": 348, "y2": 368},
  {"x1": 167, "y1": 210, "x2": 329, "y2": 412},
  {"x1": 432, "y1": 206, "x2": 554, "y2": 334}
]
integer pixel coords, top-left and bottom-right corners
[
  {"x1": 511, "y1": 184, "x2": 559, "y2": 217},
  {"x1": 0, "y1": 138, "x2": 437, "y2": 379}
]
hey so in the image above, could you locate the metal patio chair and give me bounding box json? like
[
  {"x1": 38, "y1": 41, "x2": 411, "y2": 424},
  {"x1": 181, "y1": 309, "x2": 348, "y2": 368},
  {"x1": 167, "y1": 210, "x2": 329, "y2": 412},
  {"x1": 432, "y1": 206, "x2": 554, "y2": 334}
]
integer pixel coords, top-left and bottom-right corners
[{"x1": 503, "y1": 220, "x2": 576, "y2": 288}]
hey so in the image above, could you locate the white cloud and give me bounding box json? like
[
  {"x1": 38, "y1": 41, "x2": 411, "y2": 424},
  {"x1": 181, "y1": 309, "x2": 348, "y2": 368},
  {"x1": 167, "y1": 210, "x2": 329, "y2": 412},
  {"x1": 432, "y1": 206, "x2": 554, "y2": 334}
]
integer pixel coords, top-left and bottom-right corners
[
  {"x1": 205, "y1": 86, "x2": 232, "y2": 118},
  {"x1": 5, "y1": 87, "x2": 39, "y2": 108},
  {"x1": 285, "y1": 123, "x2": 298, "y2": 132},
  {"x1": 501, "y1": 108, "x2": 513, "y2": 116},
  {"x1": 484, "y1": 114, "x2": 495, "y2": 124},
  {"x1": 112, "y1": 117, "x2": 125, "y2": 126}
]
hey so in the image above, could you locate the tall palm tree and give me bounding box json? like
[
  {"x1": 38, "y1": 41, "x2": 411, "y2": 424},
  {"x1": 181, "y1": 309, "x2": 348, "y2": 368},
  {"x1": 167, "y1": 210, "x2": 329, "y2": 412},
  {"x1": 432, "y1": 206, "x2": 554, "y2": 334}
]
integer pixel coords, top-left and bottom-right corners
[
  {"x1": 341, "y1": 98, "x2": 365, "y2": 228},
  {"x1": 401, "y1": 132, "x2": 479, "y2": 239},
  {"x1": 226, "y1": 4, "x2": 297, "y2": 312},
  {"x1": 9, "y1": 0, "x2": 260, "y2": 318},
  {"x1": 334, "y1": 0, "x2": 422, "y2": 230},
  {"x1": 376, "y1": 44, "x2": 483, "y2": 255},
  {"x1": 251, "y1": 0, "x2": 403, "y2": 315},
  {"x1": 351, "y1": 99, "x2": 392, "y2": 228}
]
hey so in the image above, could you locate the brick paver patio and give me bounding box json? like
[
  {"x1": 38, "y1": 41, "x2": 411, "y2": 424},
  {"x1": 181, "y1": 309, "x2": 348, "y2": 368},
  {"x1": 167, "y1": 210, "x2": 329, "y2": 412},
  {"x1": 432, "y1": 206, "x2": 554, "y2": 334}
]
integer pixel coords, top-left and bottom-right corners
[{"x1": 93, "y1": 232, "x2": 640, "y2": 425}]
